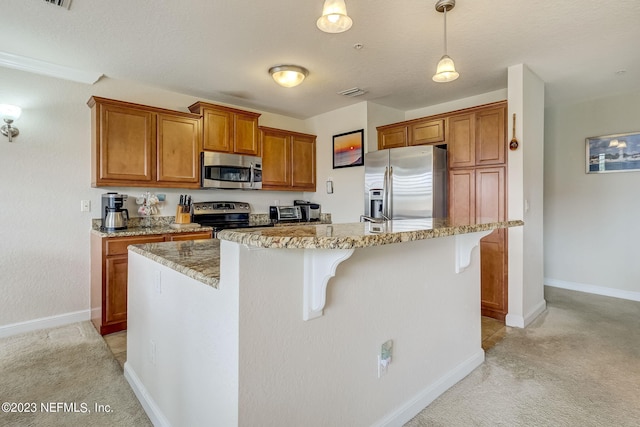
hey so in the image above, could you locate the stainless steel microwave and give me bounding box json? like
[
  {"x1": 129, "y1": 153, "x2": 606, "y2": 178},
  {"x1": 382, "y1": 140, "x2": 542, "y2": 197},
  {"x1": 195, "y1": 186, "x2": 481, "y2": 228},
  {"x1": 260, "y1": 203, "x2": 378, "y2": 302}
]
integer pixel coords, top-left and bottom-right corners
[{"x1": 201, "y1": 152, "x2": 262, "y2": 190}]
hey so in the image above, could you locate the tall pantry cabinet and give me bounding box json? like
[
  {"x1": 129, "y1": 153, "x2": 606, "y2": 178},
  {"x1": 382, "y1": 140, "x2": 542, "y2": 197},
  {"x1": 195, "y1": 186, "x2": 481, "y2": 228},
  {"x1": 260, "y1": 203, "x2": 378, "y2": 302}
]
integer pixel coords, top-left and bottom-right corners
[
  {"x1": 447, "y1": 102, "x2": 508, "y2": 320},
  {"x1": 378, "y1": 101, "x2": 509, "y2": 321}
]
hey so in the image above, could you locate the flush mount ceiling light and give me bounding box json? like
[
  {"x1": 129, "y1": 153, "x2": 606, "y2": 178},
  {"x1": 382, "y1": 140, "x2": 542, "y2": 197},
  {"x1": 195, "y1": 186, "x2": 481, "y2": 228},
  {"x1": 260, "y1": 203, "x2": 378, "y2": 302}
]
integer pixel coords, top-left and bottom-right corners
[
  {"x1": 317, "y1": 0, "x2": 353, "y2": 33},
  {"x1": 269, "y1": 65, "x2": 309, "y2": 88},
  {"x1": 0, "y1": 104, "x2": 22, "y2": 142},
  {"x1": 432, "y1": 0, "x2": 459, "y2": 83}
]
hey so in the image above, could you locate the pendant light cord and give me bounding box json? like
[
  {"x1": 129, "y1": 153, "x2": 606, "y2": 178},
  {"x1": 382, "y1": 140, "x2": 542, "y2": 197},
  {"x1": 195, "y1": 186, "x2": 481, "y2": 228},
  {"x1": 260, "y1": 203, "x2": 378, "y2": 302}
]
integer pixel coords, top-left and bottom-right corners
[{"x1": 443, "y1": 6, "x2": 448, "y2": 55}]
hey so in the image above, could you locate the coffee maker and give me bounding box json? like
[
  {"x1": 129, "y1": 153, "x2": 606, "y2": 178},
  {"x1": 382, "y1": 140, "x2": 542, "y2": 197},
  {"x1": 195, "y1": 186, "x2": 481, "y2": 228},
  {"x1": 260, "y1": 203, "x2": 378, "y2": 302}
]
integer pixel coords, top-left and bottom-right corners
[{"x1": 101, "y1": 192, "x2": 129, "y2": 231}]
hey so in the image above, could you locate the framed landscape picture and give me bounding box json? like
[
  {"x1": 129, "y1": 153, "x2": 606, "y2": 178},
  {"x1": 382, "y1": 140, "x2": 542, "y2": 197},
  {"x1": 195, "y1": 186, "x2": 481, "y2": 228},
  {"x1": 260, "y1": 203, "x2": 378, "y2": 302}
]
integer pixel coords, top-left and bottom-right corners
[
  {"x1": 586, "y1": 131, "x2": 640, "y2": 173},
  {"x1": 333, "y1": 129, "x2": 364, "y2": 169}
]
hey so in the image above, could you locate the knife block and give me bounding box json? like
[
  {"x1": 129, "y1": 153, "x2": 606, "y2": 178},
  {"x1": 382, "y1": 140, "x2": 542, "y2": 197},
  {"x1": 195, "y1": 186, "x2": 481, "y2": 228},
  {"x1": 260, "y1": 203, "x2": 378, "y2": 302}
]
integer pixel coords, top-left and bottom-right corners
[{"x1": 175, "y1": 206, "x2": 191, "y2": 224}]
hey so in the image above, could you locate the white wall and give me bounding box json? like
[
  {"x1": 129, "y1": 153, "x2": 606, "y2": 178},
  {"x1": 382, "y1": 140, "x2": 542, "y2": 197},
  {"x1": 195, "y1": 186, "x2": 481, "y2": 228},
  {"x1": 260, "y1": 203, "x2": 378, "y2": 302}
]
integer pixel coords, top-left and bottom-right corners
[
  {"x1": 0, "y1": 67, "x2": 308, "y2": 332},
  {"x1": 544, "y1": 89, "x2": 640, "y2": 300},
  {"x1": 405, "y1": 89, "x2": 508, "y2": 120},
  {"x1": 506, "y1": 64, "x2": 546, "y2": 327},
  {"x1": 304, "y1": 102, "x2": 368, "y2": 223}
]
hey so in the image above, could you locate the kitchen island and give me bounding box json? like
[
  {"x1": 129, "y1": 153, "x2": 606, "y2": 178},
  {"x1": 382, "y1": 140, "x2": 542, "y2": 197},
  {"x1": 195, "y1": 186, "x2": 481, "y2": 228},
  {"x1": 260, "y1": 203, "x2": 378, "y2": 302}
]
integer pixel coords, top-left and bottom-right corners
[{"x1": 125, "y1": 218, "x2": 523, "y2": 427}]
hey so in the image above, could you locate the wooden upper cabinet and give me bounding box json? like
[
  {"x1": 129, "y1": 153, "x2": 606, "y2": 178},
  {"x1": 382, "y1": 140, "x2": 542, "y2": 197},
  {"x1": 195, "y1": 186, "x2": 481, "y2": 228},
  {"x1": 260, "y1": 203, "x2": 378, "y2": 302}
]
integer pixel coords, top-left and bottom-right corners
[
  {"x1": 260, "y1": 126, "x2": 316, "y2": 191},
  {"x1": 234, "y1": 112, "x2": 261, "y2": 155},
  {"x1": 93, "y1": 101, "x2": 155, "y2": 183},
  {"x1": 291, "y1": 134, "x2": 316, "y2": 190},
  {"x1": 261, "y1": 128, "x2": 291, "y2": 188},
  {"x1": 475, "y1": 106, "x2": 506, "y2": 166},
  {"x1": 188, "y1": 102, "x2": 260, "y2": 156},
  {"x1": 201, "y1": 108, "x2": 232, "y2": 152},
  {"x1": 156, "y1": 114, "x2": 200, "y2": 184},
  {"x1": 448, "y1": 113, "x2": 475, "y2": 168},
  {"x1": 378, "y1": 125, "x2": 408, "y2": 150},
  {"x1": 409, "y1": 119, "x2": 445, "y2": 146},
  {"x1": 89, "y1": 96, "x2": 202, "y2": 188}
]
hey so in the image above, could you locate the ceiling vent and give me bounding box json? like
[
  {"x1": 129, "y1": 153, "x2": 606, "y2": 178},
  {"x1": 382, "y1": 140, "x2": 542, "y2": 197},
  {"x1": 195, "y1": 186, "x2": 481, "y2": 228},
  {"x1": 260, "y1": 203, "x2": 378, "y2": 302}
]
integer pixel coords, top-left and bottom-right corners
[
  {"x1": 44, "y1": 0, "x2": 72, "y2": 9},
  {"x1": 337, "y1": 87, "x2": 367, "y2": 97}
]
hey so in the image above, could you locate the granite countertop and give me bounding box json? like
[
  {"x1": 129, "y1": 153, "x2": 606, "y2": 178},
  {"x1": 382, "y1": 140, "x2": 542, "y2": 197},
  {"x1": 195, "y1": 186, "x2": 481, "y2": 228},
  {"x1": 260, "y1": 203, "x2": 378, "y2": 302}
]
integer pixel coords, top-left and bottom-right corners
[
  {"x1": 90, "y1": 213, "x2": 331, "y2": 238},
  {"x1": 217, "y1": 218, "x2": 524, "y2": 250},
  {"x1": 128, "y1": 218, "x2": 523, "y2": 288},
  {"x1": 129, "y1": 239, "x2": 221, "y2": 288},
  {"x1": 91, "y1": 217, "x2": 213, "y2": 238}
]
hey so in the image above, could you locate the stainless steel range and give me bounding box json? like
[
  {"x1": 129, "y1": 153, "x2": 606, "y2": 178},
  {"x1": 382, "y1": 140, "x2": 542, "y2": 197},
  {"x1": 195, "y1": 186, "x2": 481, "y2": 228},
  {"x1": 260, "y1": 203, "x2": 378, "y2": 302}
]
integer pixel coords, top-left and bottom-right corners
[{"x1": 191, "y1": 201, "x2": 272, "y2": 236}]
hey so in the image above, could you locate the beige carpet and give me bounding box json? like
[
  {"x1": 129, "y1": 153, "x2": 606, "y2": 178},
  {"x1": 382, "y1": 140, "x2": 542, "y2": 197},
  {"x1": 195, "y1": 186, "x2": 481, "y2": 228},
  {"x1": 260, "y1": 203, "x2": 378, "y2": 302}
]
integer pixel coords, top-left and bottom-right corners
[
  {"x1": 406, "y1": 286, "x2": 640, "y2": 426},
  {"x1": 0, "y1": 321, "x2": 151, "y2": 427}
]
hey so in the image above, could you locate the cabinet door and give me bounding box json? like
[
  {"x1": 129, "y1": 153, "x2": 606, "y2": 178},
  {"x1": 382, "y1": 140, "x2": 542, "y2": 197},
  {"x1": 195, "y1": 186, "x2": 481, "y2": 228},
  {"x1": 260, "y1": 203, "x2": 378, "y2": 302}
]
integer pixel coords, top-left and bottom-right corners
[
  {"x1": 234, "y1": 113, "x2": 260, "y2": 156},
  {"x1": 261, "y1": 129, "x2": 291, "y2": 188},
  {"x1": 378, "y1": 126, "x2": 407, "y2": 150},
  {"x1": 448, "y1": 113, "x2": 475, "y2": 168},
  {"x1": 476, "y1": 166, "x2": 507, "y2": 320},
  {"x1": 291, "y1": 135, "x2": 316, "y2": 191},
  {"x1": 98, "y1": 103, "x2": 155, "y2": 183},
  {"x1": 475, "y1": 166, "x2": 505, "y2": 222},
  {"x1": 480, "y1": 229, "x2": 507, "y2": 319},
  {"x1": 202, "y1": 108, "x2": 232, "y2": 152},
  {"x1": 448, "y1": 169, "x2": 476, "y2": 225},
  {"x1": 409, "y1": 119, "x2": 445, "y2": 146},
  {"x1": 157, "y1": 114, "x2": 201, "y2": 185},
  {"x1": 105, "y1": 255, "x2": 129, "y2": 326},
  {"x1": 476, "y1": 106, "x2": 506, "y2": 166}
]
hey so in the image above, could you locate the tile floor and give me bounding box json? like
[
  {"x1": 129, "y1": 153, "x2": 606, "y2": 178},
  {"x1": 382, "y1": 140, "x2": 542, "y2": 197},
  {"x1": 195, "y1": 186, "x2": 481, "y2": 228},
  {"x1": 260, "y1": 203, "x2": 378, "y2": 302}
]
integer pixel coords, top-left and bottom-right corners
[
  {"x1": 103, "y1": 330, "x2": 127, "y2": 368},
  {"x1": 103, "y1": 317, "x2": 507, "y2": 369}
]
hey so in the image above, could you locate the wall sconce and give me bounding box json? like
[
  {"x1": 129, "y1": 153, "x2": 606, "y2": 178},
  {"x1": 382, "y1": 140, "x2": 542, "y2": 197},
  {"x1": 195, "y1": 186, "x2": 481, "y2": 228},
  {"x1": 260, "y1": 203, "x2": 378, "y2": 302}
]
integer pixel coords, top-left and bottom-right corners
[
  {"x1": 317, "y1": 0, "x2": 353, "y2": 33},
  {"x1": 0, "y1": 104, "x2": 21, "y2": 142},
  {"x1": 269, "y1": 65, "x2": 309, "y2": 88}
]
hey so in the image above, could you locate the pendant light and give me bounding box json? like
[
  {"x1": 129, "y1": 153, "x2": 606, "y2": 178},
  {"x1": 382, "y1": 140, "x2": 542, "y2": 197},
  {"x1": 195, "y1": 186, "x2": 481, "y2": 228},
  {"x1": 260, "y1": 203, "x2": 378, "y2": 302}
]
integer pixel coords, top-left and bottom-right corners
[
  {"x1": 432, "y1": 0, "x2": 459, "y2": 83},
  {"x1": 269, "y1": 65, "x2": 309, "y2": 88},
  {"x1": 317, "y1": 0, "x2": 353, "y2": 33}
]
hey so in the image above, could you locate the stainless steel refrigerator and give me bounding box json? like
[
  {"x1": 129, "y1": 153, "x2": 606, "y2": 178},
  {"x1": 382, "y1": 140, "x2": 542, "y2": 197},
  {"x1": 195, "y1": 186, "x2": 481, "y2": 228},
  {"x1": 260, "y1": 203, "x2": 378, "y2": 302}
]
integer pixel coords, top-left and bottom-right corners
[{"x1": 364, "y1": 145, "x2": 447, "y2": 219}]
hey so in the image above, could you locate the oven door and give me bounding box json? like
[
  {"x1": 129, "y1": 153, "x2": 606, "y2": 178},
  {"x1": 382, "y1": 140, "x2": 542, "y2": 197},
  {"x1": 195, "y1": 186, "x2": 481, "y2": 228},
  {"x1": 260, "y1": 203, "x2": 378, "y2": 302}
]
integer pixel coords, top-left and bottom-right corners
[{"x1": 201, "y1": 152, "x2": 262, "y2": 190}]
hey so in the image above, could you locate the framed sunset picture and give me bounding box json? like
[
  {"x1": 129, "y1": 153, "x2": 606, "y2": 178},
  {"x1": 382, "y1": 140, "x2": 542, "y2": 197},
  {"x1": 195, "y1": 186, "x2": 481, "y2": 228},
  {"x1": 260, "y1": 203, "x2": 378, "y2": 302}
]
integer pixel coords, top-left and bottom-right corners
[{"x1": 333, "y1": 129, "x2": 364, "y2": 169}]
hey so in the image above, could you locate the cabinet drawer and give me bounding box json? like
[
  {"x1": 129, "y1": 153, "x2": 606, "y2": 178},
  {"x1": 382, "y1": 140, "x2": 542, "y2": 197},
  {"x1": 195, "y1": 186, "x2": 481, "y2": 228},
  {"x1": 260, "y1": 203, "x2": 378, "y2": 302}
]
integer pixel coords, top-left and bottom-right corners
[
  {"x1": 105, "y1": 235, "x2": 165, "y2": 255},
  {"x1": 167, "y1": 231, "x2": 213, "y2": 241}
]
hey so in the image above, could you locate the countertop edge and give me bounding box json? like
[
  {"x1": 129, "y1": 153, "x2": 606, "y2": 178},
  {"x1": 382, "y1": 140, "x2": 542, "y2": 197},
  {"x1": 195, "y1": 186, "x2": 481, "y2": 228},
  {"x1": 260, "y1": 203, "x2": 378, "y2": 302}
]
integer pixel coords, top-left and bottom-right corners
[{"x1": 218, "y1": 220, "x2": 524, "y2": 249}]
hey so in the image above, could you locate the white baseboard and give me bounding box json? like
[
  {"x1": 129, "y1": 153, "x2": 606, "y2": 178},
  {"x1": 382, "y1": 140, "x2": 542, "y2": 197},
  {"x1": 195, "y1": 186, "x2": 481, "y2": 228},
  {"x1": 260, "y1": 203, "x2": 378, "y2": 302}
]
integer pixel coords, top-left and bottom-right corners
[
  {"x1": 506, "y1": 298, "x2": 547, "y2": 328},
  {"x1": 0, "y1": 309, "x2": 91, "y2": 339},
  {"x1": 545, "y1": 278, "x2": 640, "y2": 302},
  {"x1": 124, "y1": 362, "x2": 172, "y2": 427},
  {"x1": 372, "y1": 350, "x2": 485, "y2": 427}
]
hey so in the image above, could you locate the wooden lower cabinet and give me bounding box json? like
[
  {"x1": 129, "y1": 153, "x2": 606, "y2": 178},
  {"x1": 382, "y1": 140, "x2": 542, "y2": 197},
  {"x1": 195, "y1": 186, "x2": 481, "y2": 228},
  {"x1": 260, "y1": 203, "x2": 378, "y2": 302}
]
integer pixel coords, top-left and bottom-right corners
[
  {"x1": 91, "y1": 231, "x2": 212, "y2": 335},
  {"x1": 449, "y1": 166, "x2": 508, "y2": 320},
  {"x1": 480, "y1": 229, "x2": 508, "y2": 320}
]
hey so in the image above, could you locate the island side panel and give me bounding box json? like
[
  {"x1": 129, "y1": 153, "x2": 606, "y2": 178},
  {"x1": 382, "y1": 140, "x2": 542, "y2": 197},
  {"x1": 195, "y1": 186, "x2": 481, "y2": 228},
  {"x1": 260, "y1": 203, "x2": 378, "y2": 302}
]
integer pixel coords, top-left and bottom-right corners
[
  {"x1": 227, "y1": 235, "x2": 484, "y2": 427},
  {"x1": 126, "y1": 250, "x2": 240, "y2": 427}
]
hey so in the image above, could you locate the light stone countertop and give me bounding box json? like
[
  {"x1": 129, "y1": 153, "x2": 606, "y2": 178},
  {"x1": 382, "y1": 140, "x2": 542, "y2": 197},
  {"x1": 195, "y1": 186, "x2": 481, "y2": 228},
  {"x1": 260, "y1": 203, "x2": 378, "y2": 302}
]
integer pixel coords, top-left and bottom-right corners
[
  {"x1": 217, "y1": 218, "x2": 524, "y2": 250},
  {"x1": 128, "y1": 218, "x2": 524, "y2": 288},
  {"x1": 129, "y1": 239, "x2": 222, "y2": 288}
]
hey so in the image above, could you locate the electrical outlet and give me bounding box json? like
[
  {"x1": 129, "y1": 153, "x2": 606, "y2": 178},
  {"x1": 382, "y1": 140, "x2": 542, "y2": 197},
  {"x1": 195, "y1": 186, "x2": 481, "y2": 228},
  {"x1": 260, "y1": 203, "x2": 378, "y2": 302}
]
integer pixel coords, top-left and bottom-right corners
[
  {"x1": 80, "y1": 200, "x2": 91, "y2": 212},
  {"x1": 378, "y1": 339, "x2": 393, "y2": 378}
]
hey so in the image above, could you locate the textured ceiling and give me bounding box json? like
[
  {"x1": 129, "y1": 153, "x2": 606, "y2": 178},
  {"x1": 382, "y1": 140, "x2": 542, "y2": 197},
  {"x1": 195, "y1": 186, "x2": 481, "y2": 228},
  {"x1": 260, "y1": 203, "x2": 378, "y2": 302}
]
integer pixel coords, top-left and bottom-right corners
[{"x1": 2, "y1": 0, "x2": 639, "y2": 118}]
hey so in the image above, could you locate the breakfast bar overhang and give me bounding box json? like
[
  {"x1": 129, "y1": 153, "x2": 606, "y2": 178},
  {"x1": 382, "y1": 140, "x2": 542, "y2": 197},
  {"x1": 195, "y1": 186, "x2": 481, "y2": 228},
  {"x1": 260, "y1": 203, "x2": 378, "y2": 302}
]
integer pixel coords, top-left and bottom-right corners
[{"x1": 124, "y1": 218, "x2": 523, "y2": 427}]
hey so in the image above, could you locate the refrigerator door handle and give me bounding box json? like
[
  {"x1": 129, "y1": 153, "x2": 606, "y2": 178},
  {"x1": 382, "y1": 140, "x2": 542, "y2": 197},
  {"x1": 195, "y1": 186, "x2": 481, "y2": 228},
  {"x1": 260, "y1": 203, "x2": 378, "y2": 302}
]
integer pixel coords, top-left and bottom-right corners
[
  {"x1": 388, "y1": 166, "x2": 393, "y2": 218},
  {"x1": 383, "y1": 166, "x2": 389, "y2": 218}
]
